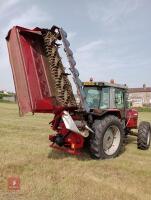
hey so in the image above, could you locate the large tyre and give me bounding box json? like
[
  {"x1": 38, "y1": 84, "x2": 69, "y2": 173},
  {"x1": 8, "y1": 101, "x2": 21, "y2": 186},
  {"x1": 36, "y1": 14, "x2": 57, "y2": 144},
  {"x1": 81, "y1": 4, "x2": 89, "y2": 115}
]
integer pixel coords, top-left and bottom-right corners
[
  {"x1": 137, "y1": 121, "x2": 151, "y2": 150},
  {"x1": 90, "y1": 115, "x2": 124, "y2": 159}
]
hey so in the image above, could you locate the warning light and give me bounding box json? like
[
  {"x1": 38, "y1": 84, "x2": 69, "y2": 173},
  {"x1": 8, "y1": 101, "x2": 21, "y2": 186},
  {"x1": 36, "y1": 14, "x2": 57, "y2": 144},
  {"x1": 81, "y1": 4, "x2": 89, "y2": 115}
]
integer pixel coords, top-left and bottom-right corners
[{"x1": 90, "y1": 77, "x2": 93, "y2": 82}]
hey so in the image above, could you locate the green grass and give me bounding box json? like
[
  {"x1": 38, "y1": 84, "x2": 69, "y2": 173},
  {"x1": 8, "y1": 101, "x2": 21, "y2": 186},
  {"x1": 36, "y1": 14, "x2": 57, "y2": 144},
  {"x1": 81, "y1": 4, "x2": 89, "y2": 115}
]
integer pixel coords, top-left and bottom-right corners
[
  {"x1": 136, "y1": 107, "x2": 151, "y2": 112},
  {"x1": 0, "y1": 103, "x2": 151, "y2": 200},
  {"x1": 0, "y1": 99, "x2": 16, "y2": 103}
]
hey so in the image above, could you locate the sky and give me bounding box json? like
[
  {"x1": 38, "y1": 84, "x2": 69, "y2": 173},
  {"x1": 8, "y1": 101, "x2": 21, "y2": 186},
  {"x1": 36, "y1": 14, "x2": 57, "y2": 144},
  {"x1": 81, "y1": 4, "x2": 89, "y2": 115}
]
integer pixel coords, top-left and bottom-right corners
[{"x1": 0, "y1": 0, "x2": 151, "y2": 92}]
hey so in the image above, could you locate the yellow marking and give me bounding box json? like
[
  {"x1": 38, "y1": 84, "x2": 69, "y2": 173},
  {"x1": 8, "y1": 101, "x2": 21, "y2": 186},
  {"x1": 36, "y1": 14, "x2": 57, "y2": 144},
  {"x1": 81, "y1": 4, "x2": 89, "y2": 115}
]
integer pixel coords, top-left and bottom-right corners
[{"x1": 83, "y1": 82, "x2": 96, "y2": 86}]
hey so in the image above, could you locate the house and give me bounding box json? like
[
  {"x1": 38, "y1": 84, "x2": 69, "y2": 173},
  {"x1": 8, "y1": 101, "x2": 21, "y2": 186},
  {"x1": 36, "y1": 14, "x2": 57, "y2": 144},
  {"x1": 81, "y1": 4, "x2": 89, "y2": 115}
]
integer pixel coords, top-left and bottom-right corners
[
  {"x1": 0, "y1": 90, "x2": 16, "y2": 102},
  {"x1": 3, "y1": 95, "x2": 16, "y2": 102},
  {"x1": 128, "y1": 84, "x2": 151, "y2": 107},
  {"x1": 0, "y1": 90, "x2": 8, "y2": 95}
]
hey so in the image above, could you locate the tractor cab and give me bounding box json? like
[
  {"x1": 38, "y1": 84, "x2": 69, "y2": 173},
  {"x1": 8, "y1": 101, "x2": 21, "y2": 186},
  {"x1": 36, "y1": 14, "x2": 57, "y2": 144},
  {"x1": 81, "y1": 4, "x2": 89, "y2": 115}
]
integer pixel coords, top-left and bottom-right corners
[
  {"x1": 83, "y1": 80, "x2": 138, "y2": 130},
  {"x1": 83, "y1": 81, "x2": 128, "y2": 111}
]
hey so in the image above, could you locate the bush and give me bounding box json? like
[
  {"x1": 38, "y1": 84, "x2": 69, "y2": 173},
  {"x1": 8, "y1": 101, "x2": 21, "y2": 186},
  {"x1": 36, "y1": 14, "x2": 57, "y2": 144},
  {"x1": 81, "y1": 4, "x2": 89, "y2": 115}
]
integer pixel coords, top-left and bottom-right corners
[{"x1": 0, "y1": 94, "x2": 3, "y2": 99}]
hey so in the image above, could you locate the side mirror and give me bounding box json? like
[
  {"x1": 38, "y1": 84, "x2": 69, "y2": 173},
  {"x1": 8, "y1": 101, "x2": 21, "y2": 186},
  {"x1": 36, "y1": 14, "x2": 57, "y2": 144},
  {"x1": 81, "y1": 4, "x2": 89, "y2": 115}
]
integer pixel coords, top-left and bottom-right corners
[{"x1": 128, "y1": 101, "x2": 132, "y2": 108}]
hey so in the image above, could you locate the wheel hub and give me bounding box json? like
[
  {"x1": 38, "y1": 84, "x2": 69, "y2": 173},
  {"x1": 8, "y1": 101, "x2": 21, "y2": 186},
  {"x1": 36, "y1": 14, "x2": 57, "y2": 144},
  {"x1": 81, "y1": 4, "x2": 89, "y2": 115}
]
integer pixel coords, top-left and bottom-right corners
[{"x1": 103, "y1": 125, "x2": 121, "y2": 156}]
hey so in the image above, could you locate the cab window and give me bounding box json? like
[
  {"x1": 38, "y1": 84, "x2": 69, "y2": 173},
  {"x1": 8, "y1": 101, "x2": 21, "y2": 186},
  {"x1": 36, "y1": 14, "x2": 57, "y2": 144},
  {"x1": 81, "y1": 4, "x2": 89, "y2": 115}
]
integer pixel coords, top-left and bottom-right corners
[
  {"x1": 84, "y1": 87, "x2": 101, "y2": 108},
  {"x1": 115, "y1": 89, "x2": 124, "y2": 108},
  {"x1": 100, "y1": 87, "x2": 110, "y2": 109}
]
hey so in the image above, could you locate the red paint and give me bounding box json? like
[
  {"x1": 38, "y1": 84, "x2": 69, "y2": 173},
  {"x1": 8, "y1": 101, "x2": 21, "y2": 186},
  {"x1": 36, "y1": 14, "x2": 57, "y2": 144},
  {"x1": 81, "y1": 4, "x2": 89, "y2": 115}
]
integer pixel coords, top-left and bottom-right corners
[
  {"x1": 6, "y1": 26, "x2": 57, "y2": 115},
  {"x1": 49, "y1": 143, "x2": 81, "y2": 155},
  {"x1": 49, "y1": 112, "x2": 84, "y2": 154},
  {"x1": 49, "y1": 133, "x2": 84, "y2": 155},
  {"x1": 126, "y1": 109, "x2": 138, "y2": 129},
  {"x1": 8, "y1": 177, "x2": 20, "y2": 191}
]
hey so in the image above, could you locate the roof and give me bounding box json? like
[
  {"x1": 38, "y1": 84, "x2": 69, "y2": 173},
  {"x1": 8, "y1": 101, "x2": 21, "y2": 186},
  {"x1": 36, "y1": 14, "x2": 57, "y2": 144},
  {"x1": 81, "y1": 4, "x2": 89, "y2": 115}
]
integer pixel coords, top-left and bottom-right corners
[
  {"x1": 128, "y1": 87, "x2": 151, "y2": 93},
  {"x1": 83, "y1": 81, "x2": 127, "y2": 89}
]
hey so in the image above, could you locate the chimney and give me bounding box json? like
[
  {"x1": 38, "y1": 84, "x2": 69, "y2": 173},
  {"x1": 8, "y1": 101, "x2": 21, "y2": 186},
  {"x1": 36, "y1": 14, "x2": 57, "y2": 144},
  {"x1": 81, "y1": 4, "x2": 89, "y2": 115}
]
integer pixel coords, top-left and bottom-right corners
[{"x1": 110, "y1": 79, "x2": 115, "y2": 84}]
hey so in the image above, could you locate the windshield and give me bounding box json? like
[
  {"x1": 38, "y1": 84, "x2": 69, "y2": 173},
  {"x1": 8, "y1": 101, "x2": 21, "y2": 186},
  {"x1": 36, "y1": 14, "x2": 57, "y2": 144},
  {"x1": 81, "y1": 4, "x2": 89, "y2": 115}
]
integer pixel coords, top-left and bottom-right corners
[{"x1": 84, "y1": 86, "x2": 110, "y2": 109}]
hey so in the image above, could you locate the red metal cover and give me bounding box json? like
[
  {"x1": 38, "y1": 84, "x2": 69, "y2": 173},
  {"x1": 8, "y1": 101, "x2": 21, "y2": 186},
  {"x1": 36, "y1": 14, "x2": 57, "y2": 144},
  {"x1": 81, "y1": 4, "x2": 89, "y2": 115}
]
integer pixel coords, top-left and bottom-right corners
[{"x1": 6, "y1": 26, "x2": 57, "y2": 115}]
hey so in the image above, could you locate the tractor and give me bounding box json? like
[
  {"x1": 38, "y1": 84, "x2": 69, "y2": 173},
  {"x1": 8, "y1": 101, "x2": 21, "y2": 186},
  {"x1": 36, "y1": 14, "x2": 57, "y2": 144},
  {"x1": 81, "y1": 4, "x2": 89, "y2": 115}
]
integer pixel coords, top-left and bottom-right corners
[{"x1": 6, "y1": 25, "x2": 151, "y2": 159}]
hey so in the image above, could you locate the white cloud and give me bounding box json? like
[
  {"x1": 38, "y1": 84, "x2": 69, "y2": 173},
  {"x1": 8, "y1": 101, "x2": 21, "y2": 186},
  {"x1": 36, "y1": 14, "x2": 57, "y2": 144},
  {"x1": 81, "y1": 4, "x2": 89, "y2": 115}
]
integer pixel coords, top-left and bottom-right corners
[
  {"x1": 77, "y1": 39, "x2": 105, "y2": 52},
  {"x1": 0, "y1": 0, "x2": 20, "y2": 13},
  {"x1": 0, "y1": 2, "x2": 52, "y2": 91},
  {"x1": 0, "y1": 0, "x2": 150, "y2": 90},
  {"x1": 87, "y1": 0, "x2": 141, "y2": 26},
  {"x1": 3, "y1": 5, "x2": 51, "y2": 34},
  {"x1": 1, "y1": 5, "x2": 50, "y2": 69},
  {"x1": 67, "y1": 32, "x2": 77, "y2": 40},
  {"x1": 75, "y1": 35, "x2": 148, "y2": 83},
  {"x1": 75, "y1": 39, "x2": 112, "y2": 78}
]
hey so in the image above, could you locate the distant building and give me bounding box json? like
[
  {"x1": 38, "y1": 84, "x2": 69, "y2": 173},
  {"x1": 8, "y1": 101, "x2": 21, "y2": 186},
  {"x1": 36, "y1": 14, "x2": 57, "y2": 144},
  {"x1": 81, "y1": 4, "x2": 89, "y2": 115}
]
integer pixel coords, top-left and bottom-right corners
[
  {"x1": 0, "y1": 90, "x2": 16, "y2": 102},
  {"x1": 3, "y1": 95, "x2": 16, "y2": 102},
  {"x1": 0, "y1": 90, "x2": 8, "y2": 95},
  {"x1": 128, "y1": 84, "x2": 151, "y2": 107}
]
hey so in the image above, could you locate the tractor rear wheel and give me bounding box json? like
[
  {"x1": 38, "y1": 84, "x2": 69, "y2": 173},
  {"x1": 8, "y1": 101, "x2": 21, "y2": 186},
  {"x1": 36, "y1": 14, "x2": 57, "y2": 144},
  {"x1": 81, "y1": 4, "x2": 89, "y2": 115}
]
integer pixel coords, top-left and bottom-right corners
[
  {"x1": 137, "y1": 121, "x2": 151, "y2": 150},
  {"x1": 90, "y1": 115, "x2": 124, "y2": 159}
]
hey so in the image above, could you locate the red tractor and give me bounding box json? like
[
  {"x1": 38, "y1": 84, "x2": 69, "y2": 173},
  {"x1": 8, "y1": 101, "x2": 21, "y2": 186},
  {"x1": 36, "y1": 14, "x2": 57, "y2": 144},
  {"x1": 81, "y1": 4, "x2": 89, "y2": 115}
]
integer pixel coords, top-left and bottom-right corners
[
  {"x1": 6, "y1": 25, "x2": 151, "y2": 159},
  {"x1": 49, "y1": 81, "x2": 151, "y2": 159}
]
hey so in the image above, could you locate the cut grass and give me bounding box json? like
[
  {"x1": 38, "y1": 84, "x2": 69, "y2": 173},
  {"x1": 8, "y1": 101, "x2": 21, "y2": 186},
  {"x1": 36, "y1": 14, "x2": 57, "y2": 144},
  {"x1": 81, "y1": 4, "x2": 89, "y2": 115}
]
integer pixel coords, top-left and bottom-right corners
[{"x1": 0, "y1": 102, "x2": 151, "y2": 200}]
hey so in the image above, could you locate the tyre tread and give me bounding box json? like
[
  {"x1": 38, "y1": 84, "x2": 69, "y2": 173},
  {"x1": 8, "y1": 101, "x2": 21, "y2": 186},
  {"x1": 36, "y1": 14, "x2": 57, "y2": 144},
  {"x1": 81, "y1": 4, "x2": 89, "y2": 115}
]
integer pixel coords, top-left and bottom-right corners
[{"x1": 90, "y1": 115, "x2": 124, "y2": 159}]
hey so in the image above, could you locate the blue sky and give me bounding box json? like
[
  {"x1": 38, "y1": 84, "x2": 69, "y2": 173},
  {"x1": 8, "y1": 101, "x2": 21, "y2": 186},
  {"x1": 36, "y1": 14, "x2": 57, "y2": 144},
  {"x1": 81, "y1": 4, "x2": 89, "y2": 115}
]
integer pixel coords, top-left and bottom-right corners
[{"x1": 0, "y1": 0, "x2": 151, "y2": 91}]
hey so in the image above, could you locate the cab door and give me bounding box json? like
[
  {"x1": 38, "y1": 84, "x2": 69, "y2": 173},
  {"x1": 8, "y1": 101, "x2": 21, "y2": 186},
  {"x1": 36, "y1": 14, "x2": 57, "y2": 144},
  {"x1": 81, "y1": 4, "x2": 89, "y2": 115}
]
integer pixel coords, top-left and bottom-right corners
[{"x1": 114, "y1": 88, "x2": 125, "y2": 119}]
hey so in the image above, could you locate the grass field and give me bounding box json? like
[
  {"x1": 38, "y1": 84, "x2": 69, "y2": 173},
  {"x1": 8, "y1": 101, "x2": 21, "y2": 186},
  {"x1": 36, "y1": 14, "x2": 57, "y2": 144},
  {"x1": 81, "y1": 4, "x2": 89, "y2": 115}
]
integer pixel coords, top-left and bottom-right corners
[{"x1": 0, "y1": 103, "x2": 151, "y2": 200}]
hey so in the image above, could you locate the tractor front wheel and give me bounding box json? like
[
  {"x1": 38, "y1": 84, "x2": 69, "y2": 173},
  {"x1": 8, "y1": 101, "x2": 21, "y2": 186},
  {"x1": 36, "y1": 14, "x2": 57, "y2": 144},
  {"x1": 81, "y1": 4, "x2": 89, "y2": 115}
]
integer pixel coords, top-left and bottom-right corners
[
  {"x1": 90, "y1": 115, "x2": 124, "y2": 159},
  {"x1": 137, "y1": 121, "x2": 151, "y2": 150}
]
